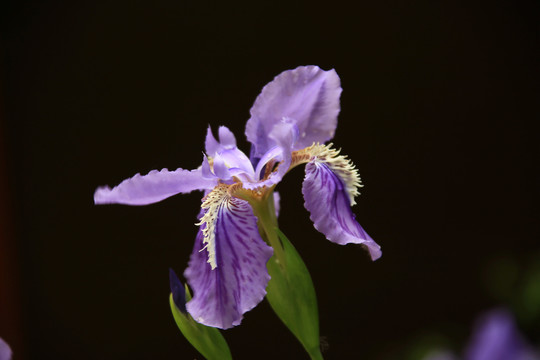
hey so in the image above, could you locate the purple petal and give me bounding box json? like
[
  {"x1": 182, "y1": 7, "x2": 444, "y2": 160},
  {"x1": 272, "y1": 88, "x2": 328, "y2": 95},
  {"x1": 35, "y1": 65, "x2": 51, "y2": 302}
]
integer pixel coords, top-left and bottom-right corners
[
  {"x1": 169, "y1": 268, "x2": 187, "y2": 313},
  {"x1": 464, "y1": 309, "x2": 540, "y2": 360},
  {"x1": 245, "y1": 66, "x2": 342, "y2": 159},
  {"x1": 205, "y1": 126, "x2": 220, "y2": 156},
  {"x1": 184, "y1": 194, "x2": 273, "y2": 329},
  {"x1": 0, "y1": 337, "x2": 12, "y2": 360},
  {"x1": 422, "y1": 351, "x2": 459, "y2": 360},
  {"x1": 201, "y1": 155, "x2": 216, "y2": 179},
  {"x1": 273, "y1": 191, "x2": 280, "y2": 218},
  {"x1": 94, "y1": 167, "x2": 217, "y2": 205},
  {"x1": 218, "y1": 148, "x2": 256, "y2": 180},
  {"x1": 302, "y1": 161, "x2": 381, "y2": 260},
  {"x1": 243, "y1": 120, "x2": 297, "y2": 190},
  {"x1": 205, "y1": 126, "x2": 237, "y2": 156},
  {"x1": 212, "y1": 155, "x2": 232, "y2": 180},
  {"x1": 218, "y1": 126, "x2": 237, "y2": 149}
]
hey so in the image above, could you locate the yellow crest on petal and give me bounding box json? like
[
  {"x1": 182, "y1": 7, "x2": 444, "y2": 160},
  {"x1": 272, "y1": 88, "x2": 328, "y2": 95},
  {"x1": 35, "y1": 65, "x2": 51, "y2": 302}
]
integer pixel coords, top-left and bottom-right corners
[
  {"x1": 197, "y1": 184, "x2": 230, "y2": 270},
  {"x1": 292, "y1": 143, "x2": 363, "y2": 206}
]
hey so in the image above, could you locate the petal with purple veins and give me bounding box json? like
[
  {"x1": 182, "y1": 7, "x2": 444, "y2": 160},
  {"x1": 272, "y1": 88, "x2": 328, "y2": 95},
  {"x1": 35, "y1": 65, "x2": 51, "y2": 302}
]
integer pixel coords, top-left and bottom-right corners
[
  {"x1": 94, "y1": 167, "x2": 217, "y2": 206},
  {"x1": 246, "y1": 66, "x2": 342, "y2": 159},
  {"x1": 302, "y1": 161, "x2": 381, "y2": 260},
  {"x1": 184, "y1": 187, "x2": 273, "y2": 329}
]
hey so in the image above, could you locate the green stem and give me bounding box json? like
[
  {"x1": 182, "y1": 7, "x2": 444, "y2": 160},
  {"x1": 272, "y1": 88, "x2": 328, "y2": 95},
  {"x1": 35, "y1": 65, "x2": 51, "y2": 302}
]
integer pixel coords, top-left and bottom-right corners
[{"x1": 249, "y1": 192, "x2": 287, "y2": 268}]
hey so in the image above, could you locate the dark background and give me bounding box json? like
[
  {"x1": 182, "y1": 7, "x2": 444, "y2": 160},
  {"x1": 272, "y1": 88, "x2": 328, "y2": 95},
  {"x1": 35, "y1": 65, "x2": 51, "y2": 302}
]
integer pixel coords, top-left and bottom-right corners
[{"x1": 1, "y1": 0, "x2": 539, "y2": 359}]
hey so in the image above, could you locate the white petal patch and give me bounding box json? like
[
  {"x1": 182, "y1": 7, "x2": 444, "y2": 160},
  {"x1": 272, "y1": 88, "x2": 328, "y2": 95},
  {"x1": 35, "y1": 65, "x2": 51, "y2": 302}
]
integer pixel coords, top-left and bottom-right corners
[
  {"x1": 295, "y1": 143, "x2": 362, "y2": 206},
  {"x1": 196, "y1": 184, "x2": 230, "y2": 269}
]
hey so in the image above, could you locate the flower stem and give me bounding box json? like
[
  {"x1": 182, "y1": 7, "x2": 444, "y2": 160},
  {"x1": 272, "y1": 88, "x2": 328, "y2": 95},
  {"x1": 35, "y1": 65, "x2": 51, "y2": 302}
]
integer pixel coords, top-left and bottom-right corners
[{"x1": 249, "y1": 192, "x2": 287, "y2": 268}]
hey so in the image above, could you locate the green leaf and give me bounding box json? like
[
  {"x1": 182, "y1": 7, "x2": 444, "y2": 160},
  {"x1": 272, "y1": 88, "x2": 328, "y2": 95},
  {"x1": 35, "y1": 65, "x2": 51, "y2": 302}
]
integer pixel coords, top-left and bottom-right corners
[
  {"x1": 169, "y1": 285, "x2": 233, "y2": 360},
  {"x1": 266, "y1": 228, "x2": 323, "y2": 360}
]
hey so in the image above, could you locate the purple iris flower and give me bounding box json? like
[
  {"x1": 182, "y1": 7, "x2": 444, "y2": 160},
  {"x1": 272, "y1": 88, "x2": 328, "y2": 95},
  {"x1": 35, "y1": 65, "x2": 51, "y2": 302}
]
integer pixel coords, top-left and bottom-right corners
[
  {"x1": 424, "y1": 309, "x2": 539, "y2": 360},
  {"x1": 94, "y1": 66, "x2": 381, "y2": 329},
  {"x1": 464, "y1": 309, "x2": 539, "y2": 360},
  {"x1": 0, "y1": 337, "x2": 12, "y2": 360}
]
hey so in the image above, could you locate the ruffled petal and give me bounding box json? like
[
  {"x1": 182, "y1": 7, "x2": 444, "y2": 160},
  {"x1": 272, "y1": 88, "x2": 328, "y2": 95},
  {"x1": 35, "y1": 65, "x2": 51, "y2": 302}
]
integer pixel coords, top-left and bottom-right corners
[
  {"x1": 184, "y1": 186, "x2": 273, "y2": 329},
  {"x1": 246, "y1": 66, "x2": 342, "y2": 160},
  {"x1": 94, "y1": 167, "x2": 217, "y2": 205},
  {"x1": 302, "y1": 161, "x2": 381, "y2": 260}
]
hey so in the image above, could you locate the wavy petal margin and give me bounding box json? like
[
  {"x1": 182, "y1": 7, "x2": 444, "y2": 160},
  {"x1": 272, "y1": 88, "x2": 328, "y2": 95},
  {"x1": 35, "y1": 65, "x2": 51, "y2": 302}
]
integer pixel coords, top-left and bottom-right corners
[
  {"x1": 246, "y1": 65, "x2": 342, "y2": 160},
  {"x1": 94, "y1": 167, "x2": 217, "y2": 205}
]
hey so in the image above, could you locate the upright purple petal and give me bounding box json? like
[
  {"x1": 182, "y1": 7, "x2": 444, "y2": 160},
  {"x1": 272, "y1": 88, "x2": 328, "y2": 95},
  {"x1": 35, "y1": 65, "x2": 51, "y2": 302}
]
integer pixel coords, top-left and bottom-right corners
[
  {"x1": 184, "y1": 191, "x2": 273, "y2": 329},
  {"x1": 205, "y1": 126, "x2": 220, "y2": 156},
  {"x1": 218, "y1": 126, "x2": 237, "y2": 149},
  {"x1": 94, "y1": 167, "x2": 217, "y2": 205},
  {"x1": 243, "y1": 120, "x2": 297, "y2": 190},
  {"x1": 205, "y1": 126, "x2": 237, "y2": 156},
  {"x1": 246, "y1": 66, "x2": 342, "y2": 159},
  {"x1": 302, "y1": 161, "x2": 381, "y2": 260},
  {"x1": 464, "y1": 309, "x2": 540, "y2": 360}
]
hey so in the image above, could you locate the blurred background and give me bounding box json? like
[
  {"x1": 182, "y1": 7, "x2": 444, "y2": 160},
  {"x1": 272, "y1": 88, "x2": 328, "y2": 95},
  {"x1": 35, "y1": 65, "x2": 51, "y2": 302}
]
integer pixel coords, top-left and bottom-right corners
[{"x1": 1, "y1": 0, "x2": 539, "y2": 359}]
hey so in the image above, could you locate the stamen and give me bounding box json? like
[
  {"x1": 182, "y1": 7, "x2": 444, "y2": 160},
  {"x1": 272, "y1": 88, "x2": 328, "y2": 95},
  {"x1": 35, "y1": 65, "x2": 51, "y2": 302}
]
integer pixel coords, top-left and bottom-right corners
[
  {"x1": 196, "y1": 184, "x2": 230, "y2": 269},
  {"x1": 263, "y1": 160, "x2": 276, "y2": 180},
  {"x1": 292, "y1": 143, "x2": 363, "y2": 206}
]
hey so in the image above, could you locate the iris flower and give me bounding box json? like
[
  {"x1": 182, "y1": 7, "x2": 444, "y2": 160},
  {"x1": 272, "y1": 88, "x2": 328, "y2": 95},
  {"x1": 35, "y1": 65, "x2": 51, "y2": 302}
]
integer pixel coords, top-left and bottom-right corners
[
  {"x1": 424, "y1": 309, "x2": 540, "y2": 360},
  {"x1": 94, "y1": 66, "x2": 381, "y2": 329},
  {"x1": 0, "y1": 337, "x2": 11, "y2": 360},
  {"x1": 463, "y1": 309, "x2": 539, "y2": 360}
]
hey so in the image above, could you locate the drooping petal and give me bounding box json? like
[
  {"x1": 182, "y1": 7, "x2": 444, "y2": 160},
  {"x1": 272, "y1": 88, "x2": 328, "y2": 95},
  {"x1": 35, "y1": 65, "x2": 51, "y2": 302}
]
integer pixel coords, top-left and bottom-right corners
[
  {"x1": 246, "y1": 66, "x2": 342, "y2": 160},
  {"x1": 94, "y1": 167, "x2": 217, "y2": 206},
  {"x1": 302, "y1": 161, "x2": 381, "y2": 260},
  {"x1": 184, "y1": 185, "x2": 273, "y2": 329}
]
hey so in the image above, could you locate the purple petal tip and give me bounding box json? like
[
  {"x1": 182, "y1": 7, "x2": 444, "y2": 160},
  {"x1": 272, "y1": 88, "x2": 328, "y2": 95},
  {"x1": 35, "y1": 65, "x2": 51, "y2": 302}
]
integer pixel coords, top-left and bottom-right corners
[{"x1": 169, "y1": 268, "x2": 187, "y2": 313}]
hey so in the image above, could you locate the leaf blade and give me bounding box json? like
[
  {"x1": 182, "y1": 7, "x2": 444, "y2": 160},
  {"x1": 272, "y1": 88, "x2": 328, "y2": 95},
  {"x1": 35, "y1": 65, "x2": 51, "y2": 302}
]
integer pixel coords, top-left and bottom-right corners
[
  {"x1": 169, "y1": 287, "x2": 233, "y2": 360},
  {"x1": 266, "y1": 228, "x2": 323, "y2": 360}
]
